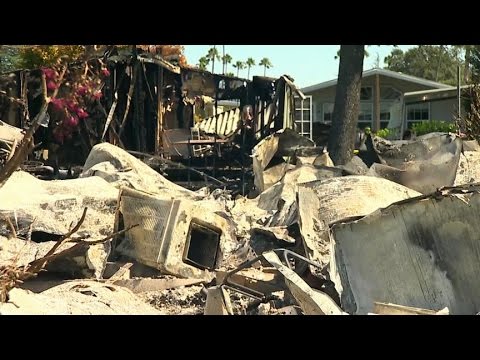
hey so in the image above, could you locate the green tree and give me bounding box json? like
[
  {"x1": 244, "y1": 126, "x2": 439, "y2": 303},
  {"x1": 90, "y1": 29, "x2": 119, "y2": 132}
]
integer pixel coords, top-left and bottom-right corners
[
  {"x1": 259, "y1": 57, "x2": 272, "y2": 76},
  {"x1": 233, "y1": 61, "x2": 245, "y2": 77},
  {"x1": 384, "y1": 45, "x2": 464, "y2": 85},
  {"x1": 18, "y1": 45, "x2": 86, "y2": 69},
  {"x1": 246, "y1": 58, "x2": 255, "y2": 79},
  {"x1": 222, "y1": 54, "x2": 232, "y2": 74},
  {"x1": 198, "y1": 56, "x2": 210, "y2": 71},
  {"x1": 0, "y1": 45, "x2": 21, "y2": 73},
  {"x1": 207, "y1": 46, "x2": 220, "y2": 73},
  {"x1": 225, "y1": 72, "x2": 235, "y2": 77},
  {"x1": 328, "y1": 45, "x2": 365, "y2": 165}
]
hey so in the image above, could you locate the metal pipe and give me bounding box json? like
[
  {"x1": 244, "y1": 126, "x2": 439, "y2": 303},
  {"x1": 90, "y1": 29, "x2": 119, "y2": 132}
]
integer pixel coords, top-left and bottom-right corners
[
  {"x1": 213, "y1": 78, "x2": 218, "y2": 179},
  {"x1": 457, "y1": 65, "x2": 462, "y2": 131}
]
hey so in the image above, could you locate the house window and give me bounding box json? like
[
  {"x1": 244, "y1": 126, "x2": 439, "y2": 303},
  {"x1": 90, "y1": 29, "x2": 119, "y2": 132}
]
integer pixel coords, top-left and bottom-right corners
[
  {"x1": 380, "y1": 101, "x2": 402, "y2": 129},
  {"x1": 380, "y1": 109, "x2": 390, "y2": 129},
  {"x1": 406, "y1": 103, "x2": 429, "y2": 129},
  {"x1": 294, "y1": 95, "x2": 313, "y2": 140},
  {"x1": 357, "y1": 102, "x2": 373, "y2": 129},
  {"x1": 322, "y1": 103, "x2": 334, "y2": 124},
  {"x1": 381, "y1": 86, "x2": 402, "y2": 101},
  {"x1": 360, "y1": 87, "x2": 373, "y2": 101}
]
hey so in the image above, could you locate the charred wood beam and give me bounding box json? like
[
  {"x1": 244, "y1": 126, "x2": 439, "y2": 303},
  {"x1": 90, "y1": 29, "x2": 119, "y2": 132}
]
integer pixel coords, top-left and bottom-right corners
[
  {"x1": 101, "y1": 68, "x2": 128, "y2": 140},
  {"x1": 118, "y1": 64, "x2": 137, "y2": 138}
]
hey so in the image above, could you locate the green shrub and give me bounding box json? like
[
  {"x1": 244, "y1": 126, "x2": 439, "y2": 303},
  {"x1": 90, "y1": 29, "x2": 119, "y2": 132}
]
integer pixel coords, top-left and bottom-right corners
[
  {"x1": 376, "y1": 128, "x2": 391, "y2": 139},
  {"x1": 412, "y1": 121, "x2": 456, "y2": 136}
]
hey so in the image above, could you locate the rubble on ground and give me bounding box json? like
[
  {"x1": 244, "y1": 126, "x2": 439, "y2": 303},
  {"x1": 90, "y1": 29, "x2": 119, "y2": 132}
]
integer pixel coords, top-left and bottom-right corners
[
  {"x1": 3, "y1": 131, "x2": 480, "y2": 315},
  {"x1": 0, "y1": 281, "x2": 162, "y2": 314}
]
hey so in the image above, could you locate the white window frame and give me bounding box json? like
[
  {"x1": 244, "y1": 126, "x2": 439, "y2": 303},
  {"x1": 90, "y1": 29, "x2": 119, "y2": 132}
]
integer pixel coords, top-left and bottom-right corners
[
  {"x1": 357, "y1": 101, "x2": 374, "y2": 128},
  {"x1": 294, "y1": 95, "x2": 313, "y2": 140},
  {"x1": 405, "y1": 102, "x2": 431, "y2": 129}
]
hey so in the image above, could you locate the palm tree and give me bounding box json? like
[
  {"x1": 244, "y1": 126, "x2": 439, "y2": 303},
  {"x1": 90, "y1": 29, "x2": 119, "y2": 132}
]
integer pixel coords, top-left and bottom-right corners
[
  {"x1": 233, "y1": 60, "x2": 245, "y2": 77},
  {"x1": 259, "y1": 57, "x2": 272, "y2": 76},
  {"x1": 222, "y1": 45, "x2": 225, "y2": 73},
  {"x1": 198, "y1": 56, "x2": 210, "y2": 71},
  {"x1": 222, "y1": 54, "x2": 232, "y2": 74},
  {"x1": 207, "y1": 46, "x2": 220, "y2": 73},
  {"x1": 246, "y1": 58, "x2": 255, "y2": 79}
]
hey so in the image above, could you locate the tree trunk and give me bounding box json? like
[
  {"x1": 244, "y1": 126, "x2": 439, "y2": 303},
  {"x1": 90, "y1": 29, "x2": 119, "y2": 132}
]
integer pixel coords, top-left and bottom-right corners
[
  {"x1": 328, "y1": 45, "x2": 365, "y2": 165},
  {"x1": 464, "y1": 46, "x2": 471, "y2": 83},
  {"x1": 435, "y1": 45, "x2": 446, "y2": 82}
]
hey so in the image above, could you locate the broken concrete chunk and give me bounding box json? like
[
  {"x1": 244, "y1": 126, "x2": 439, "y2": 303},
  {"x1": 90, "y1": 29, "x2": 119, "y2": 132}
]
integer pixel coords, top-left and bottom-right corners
[
  {"x1": 337, "y1": 155, "x2": 368, "y2": 175},
  {"x1": 114, "y1": 187, "x2": 237, "y2": 279},
  {"x1": 81, "y1": 143, "x2": 197, "y2": 198},
  {"x1": 330, "y1": 185, "x2": 480, "y2": 315},
  {"x1": 297, "y1": 176, "x2": 421, "y2": 267},
  {"x1": 312, "y1": 152, "x2": 334, "y2": 168},
  {"x1": 263, "y1": 251, "x2": 344, "y2": 315}
]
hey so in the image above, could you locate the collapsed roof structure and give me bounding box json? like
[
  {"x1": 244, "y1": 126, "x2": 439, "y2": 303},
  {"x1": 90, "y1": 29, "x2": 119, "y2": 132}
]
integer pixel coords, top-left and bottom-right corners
[{"x1": 0, "y1": 47, "x2": 306, "y2": 194}]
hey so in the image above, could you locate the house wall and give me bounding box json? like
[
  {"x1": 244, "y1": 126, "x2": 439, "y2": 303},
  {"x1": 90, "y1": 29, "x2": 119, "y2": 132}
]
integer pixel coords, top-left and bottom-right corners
[
  {"x1": 430, "y1": 98, "x2": 457, "y2": 122},
  {"x1": 306, "y1": 75, "x2": 438, "y2": 124}
]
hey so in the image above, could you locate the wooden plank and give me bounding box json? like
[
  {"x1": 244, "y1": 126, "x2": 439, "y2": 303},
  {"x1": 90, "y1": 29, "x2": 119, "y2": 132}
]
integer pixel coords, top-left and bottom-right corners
[
  {"x1": 216, "y1": 269, "x2": 282, "y2": 294},
  {"x1": 263, "y1": 251, "x2": 344, "y2": 315},
  {"x1": 112, "y1": 278, "x2": 205, "y2": 293},
  {"x1": 156, "y1": 68, "x2": 163, "y2": 154},
  {"x1": 107, "y1": 262, "x2": 133, "y2": 283},
  {"x1": 171, "y1": 139, "x2": 229, "y2": 145},
  {"x1": 204, "y1": 286, "x2": 233, "y2": 315}
]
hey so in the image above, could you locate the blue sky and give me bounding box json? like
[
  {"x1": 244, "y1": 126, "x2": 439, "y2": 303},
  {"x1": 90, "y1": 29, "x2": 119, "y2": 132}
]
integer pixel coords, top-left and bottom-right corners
[{"x1": 184, "y1": 45, "x2": 416, "y2": 88}]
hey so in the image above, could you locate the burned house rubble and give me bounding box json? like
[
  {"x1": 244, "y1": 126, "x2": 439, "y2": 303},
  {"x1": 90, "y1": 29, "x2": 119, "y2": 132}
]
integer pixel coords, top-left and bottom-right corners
[{"x1": 2, "y1": 48, "x2": 480, "y2": 315}]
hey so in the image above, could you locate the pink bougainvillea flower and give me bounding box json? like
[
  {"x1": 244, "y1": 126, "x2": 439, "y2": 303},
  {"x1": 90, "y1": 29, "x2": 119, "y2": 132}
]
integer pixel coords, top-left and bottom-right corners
[
  {"x1": 50, "y1": 98, "x2": 65, "y2": 110},
  {"x1": 101, "y1": 68, "x2": 111, "y2": 77},
  {"x1": 47, "y1": 81, "x2": 58, "y2": 91},
  {"x1": 65, "y1": 115, "x2": 79, "y2": 128},
  {"x1": 42, "y1": 68, "x2": 56, "y2": 79},
  {"x1": 76, "y1": 86, "x2": 88, "y2": 96},
  {"x1": 66, "y1": 100, "x2": 79, "y2": 113},
  {"x1": 93, "y1": 91, "x2": 103, "y2": 100},
  {"x1": 76, "y1": 108, "x2": 89, "y2": 119}
]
